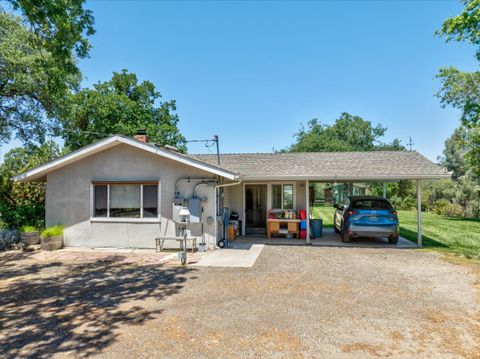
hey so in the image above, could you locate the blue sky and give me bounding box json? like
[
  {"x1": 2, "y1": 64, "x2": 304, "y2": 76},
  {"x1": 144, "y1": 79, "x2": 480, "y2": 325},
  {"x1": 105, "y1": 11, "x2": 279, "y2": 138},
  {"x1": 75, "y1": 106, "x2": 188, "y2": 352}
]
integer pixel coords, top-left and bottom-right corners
[{"x1": 1, "y1": 1, "x2": 477, "y2": 161}]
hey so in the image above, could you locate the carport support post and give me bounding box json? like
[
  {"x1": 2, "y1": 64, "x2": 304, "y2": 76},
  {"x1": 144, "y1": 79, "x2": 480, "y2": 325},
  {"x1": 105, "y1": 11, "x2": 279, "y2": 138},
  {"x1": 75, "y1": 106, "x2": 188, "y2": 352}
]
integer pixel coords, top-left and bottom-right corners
[
  {"x1": 306, "y1": 179, "x2": 311, "y2": 245},
  {"x1": 416, "y1": 179, "x2": 422, "y2": 247}
]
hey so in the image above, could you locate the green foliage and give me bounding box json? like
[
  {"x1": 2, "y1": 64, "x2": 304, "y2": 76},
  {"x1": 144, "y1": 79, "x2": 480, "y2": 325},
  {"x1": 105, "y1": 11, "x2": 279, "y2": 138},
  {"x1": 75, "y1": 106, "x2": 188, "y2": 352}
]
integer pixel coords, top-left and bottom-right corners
[
  {"x1": 0, "y1": 1, "x2": 94, "y2": 145},
  {"x1": 436, "y1": 0, "x2": 480, "y2": 60},
  {"x1": 388, "y1": 195, "x2": 416, "y2": 211},
  {"x1": 0, "y1": 142, "x2": 61, "y2": 228},
  {"x1": 289, "y1": 113, "x2": 404, "y2": 152},
  {"x1": 60, "y1": 70, "x2": 187, "y2": 152},
  {"x1": 432, "y1": 200, "x2": 465, "y2": 217},
  {"x1": 40, "y1": 225, "x2": 63, "y2": 238},
  {"x1": 19, "y1": 225, "x2": 38, "y2": 233},
  {"x1": 439, "y1": 126, "x2": 471, "y2": 179},
  {"x1": 436, "y1": 1, "x2": 480, "y2": 177}
]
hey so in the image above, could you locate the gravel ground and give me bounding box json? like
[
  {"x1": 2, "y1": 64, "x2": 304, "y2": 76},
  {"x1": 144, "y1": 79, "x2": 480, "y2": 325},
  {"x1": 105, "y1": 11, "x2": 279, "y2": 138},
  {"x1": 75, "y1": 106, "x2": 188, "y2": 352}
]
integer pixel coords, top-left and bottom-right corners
[{"x1": 0, "y1": 246, "x2": 479, "y2": 359}]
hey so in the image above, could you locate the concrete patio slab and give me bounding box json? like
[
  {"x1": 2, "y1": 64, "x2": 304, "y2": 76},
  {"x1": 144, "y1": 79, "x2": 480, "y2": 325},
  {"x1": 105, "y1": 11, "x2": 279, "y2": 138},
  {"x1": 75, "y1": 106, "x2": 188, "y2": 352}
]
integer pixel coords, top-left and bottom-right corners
[
  {"x1": 193, "y1": 243, "x2": 264, "y2": 268},
  {"x1": 235, "y1": 228, "x2": 418, "y2": 249}
]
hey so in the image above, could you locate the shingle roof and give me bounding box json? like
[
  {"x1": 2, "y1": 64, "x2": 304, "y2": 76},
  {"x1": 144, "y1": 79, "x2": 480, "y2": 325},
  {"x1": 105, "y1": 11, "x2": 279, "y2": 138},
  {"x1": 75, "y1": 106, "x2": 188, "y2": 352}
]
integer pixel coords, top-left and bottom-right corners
[{"x1": 190, "y1": 151, "x2": 450, "y2": 181}]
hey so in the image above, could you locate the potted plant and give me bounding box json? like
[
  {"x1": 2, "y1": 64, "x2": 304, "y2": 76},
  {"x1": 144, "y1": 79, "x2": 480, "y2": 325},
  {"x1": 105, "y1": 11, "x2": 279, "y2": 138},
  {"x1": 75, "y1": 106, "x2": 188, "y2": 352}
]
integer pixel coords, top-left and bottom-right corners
[
  {"x1": 40, "y1": 225, "x2": 63, "y2": 251},
  {"x1": 20, "y1": 226, "x2": 41, "y2": 246}
]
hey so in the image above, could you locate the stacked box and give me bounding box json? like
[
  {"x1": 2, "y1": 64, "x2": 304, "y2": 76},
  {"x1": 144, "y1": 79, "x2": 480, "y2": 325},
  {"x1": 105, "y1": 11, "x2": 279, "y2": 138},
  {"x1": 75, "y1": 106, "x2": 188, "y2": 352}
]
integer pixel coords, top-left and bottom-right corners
[
  {"x1": 298, "y1": 210, "x2": 307, "y2": 220},
  {"x1": 300, "y1": 220, "x2": 307, "y2": 230},
  {"x1": 299, "y1": 230, "x2": 307, "y2": 239}
]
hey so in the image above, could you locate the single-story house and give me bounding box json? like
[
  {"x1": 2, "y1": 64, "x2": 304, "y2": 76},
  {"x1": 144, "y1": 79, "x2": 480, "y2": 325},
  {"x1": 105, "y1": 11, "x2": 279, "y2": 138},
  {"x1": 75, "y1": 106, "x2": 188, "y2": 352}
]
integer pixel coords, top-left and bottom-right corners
[{"x1": 13, "y1": 134, "x2": 450, "y2": 249}]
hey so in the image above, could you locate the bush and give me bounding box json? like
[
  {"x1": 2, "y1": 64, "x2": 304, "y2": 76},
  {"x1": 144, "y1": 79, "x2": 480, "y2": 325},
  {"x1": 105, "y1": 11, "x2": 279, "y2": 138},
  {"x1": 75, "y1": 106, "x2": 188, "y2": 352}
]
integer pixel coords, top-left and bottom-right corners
[
  {"x1": 0, "y1": 229, "x2": 21, "y2": 250},
  {"x1": 20, "y1": 225, "x2": 38, "y2": 233},
  {"x1": 433, "y1": 201, "x2": 465, "y2": 217},
  {"x1": 40, "y1": 225, "x2": 63, "y2": 238}
]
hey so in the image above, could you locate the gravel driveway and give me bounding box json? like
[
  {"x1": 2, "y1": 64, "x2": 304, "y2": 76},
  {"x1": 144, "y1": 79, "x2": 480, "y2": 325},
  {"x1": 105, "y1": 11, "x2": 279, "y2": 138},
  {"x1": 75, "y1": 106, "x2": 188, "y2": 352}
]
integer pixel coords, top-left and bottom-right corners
[{"x1": 0, "y1": 246, "x2": 479, "y2": 358}]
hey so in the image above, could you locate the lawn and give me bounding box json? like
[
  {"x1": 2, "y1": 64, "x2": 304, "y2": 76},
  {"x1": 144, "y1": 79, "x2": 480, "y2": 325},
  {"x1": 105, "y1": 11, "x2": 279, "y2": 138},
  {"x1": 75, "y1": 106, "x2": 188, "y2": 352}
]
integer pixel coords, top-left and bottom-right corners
[{"x1": 311, "y1": 205, "x2": 480, "y2": 260}]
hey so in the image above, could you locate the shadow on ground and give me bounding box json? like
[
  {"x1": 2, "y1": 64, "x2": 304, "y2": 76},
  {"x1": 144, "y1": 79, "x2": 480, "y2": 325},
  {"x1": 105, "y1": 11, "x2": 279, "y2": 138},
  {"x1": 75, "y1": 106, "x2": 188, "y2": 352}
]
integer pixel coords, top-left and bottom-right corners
[
  {"x1": 399, "y1": 227, "x2": 448, "y2": 249},
  {"x1": 0, "y1": 253, "x2": 196, "y2": 358}
]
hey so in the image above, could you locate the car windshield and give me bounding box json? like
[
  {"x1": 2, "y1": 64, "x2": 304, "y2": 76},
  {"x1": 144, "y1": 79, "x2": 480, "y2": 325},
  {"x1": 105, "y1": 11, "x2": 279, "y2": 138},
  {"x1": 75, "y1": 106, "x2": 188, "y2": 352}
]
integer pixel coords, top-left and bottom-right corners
[{"x1": 351, "y1": 199, "x2": 393, "y2": 210}]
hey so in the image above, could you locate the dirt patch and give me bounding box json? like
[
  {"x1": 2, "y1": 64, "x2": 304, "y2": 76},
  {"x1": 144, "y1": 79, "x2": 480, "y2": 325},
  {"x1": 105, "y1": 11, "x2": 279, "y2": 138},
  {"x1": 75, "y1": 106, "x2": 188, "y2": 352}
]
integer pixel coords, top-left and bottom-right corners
[{"x1": 0, "y1": 246, "x2": 479, "y2": 358}]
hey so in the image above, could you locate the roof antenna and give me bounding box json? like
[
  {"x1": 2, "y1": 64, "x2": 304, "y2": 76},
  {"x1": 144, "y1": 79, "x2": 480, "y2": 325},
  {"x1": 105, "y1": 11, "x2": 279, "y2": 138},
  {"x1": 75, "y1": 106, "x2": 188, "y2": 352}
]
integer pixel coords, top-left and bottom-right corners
[
  {"x1": 408, "y1": 136, "x2": 414, "y2": 151},
  {"x1": 214, "y1": 135, "x2": 220, "y2": 165}
]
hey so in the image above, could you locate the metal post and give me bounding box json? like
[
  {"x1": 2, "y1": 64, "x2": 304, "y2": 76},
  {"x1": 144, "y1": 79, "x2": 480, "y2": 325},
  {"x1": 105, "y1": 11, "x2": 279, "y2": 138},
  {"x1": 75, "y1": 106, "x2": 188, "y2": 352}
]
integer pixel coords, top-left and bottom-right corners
[
  {"x1": 416, "y1": 179, "x2": 422, "y2": 247},
  {"x1": 383, "y1": 182, "x2": 387, "y2": 199},
  {"x1": 214, "y1": 135, "x2": 220, "y2": 165},
  {"x1": 306, "y1": 180, "x2": 311, "y2": 245}
]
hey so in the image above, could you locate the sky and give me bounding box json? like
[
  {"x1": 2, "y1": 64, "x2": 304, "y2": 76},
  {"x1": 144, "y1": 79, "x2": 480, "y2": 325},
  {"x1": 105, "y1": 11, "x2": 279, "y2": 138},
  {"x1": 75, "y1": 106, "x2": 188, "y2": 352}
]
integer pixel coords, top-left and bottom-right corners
[{"x1": 1, "y1": 0, "x2": 478, "y2": 161}]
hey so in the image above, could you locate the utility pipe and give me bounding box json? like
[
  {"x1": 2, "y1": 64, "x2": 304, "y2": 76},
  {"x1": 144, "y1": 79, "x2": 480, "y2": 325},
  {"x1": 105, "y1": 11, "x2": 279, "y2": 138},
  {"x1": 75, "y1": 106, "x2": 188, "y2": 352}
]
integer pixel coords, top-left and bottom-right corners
[{"x1": 175, "y1": 177, "x2": 216, "y2": 196}]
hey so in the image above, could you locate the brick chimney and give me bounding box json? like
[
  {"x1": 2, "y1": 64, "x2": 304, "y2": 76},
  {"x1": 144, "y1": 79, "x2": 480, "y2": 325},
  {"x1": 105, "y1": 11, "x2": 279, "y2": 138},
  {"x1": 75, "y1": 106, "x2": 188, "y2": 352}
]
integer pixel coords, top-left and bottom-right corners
[{"x1": 134, "y1": 129, "x2": 149, "y2": 143}]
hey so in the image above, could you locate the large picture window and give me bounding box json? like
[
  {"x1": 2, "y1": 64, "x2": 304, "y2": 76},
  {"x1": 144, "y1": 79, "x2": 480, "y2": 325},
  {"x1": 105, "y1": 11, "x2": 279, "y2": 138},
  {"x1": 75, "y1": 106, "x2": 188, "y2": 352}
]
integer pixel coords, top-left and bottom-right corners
[
  {"x1": 271, "y1": 184, "x2": 294, "y2": 210},
  {"x1": 92, "y1": 182, "x2": 159, "y2": 220}
]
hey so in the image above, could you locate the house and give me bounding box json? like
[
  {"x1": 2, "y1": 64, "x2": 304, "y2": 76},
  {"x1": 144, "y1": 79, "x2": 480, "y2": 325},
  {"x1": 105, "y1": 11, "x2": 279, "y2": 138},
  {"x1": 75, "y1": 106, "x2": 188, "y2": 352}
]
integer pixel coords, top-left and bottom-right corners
[{"x1": 13, "y1": 134, "x2": 450, "y2": 249}]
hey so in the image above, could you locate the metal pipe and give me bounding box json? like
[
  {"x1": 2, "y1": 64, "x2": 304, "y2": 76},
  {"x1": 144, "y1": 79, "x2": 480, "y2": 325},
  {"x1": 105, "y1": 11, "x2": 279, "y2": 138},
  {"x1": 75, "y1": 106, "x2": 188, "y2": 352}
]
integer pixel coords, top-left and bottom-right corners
[
  {"x1": 193, "y1": 181, "x2": 216, "y2": 198},
  {"x1": 175, "y1": 177, "x2": 216, "y2": 196}
]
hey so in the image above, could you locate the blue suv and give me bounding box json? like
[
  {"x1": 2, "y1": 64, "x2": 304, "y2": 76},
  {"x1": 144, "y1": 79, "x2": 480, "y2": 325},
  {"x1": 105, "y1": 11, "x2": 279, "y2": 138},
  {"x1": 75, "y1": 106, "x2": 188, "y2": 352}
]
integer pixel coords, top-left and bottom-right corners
[{"x1": 333, "y1": 196, "x2": 399, "y2": 244}]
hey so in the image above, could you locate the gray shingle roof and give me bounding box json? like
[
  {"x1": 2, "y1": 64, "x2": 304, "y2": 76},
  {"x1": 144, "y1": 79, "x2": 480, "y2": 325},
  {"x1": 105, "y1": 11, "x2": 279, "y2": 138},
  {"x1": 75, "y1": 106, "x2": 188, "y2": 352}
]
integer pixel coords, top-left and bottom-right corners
[{"x1": 190, "y1": 151, "x2": 450, "y2": 181}]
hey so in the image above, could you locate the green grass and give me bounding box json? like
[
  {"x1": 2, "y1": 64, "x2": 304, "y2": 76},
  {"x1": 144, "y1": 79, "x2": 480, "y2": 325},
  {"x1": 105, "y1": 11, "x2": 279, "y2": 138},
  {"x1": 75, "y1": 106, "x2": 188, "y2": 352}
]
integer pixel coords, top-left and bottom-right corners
[{"x1": 311, "y1": 205, "x2": 480, "y2": 261}]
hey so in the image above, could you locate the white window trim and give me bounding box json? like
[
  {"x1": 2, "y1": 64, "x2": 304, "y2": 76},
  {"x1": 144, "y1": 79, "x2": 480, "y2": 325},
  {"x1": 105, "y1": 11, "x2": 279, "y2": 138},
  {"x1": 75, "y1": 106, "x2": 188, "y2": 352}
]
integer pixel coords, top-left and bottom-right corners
[
  {"x1": 90, "y1": 181, "x2": 161, "y2": 223},
  {"x1": 271, "y1": 183, "x2": 296, "y2": 210}
]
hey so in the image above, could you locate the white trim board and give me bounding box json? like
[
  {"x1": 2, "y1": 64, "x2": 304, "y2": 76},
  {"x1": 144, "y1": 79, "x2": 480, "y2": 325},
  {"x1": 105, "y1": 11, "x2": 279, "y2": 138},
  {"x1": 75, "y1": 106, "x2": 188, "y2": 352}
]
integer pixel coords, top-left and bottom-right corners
[{"x1": 12, "y1": 136, "x2": 238, "y2": 182}]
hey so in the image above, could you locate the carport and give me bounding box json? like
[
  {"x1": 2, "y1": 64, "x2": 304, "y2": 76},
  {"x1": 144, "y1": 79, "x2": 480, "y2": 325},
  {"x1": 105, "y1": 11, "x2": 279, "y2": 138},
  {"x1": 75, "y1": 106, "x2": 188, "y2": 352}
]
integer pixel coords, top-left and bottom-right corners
[{"x1": 192, "y1": 151, "x2": 451, "y2": 247}]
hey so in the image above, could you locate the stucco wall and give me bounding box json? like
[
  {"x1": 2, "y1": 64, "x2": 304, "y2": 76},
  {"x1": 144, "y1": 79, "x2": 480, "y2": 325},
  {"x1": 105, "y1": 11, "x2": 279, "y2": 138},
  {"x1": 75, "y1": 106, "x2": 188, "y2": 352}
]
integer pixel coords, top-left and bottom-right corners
[{"x1": 46, "y1": 144, "x2": 217, "y2": 249}]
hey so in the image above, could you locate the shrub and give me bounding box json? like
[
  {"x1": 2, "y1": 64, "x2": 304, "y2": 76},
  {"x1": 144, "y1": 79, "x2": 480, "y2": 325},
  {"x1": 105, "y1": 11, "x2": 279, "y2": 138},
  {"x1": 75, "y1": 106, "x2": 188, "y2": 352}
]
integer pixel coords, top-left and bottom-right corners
[
  {"x1": 432, "y1": 199, "x2": 465, "y2": 217},
  {"x1": 20, "y1": 225, "x2": 38, "y2": 233},
  {"x1": 40, "y1": 225, "x2": 63, "y2": 238}
]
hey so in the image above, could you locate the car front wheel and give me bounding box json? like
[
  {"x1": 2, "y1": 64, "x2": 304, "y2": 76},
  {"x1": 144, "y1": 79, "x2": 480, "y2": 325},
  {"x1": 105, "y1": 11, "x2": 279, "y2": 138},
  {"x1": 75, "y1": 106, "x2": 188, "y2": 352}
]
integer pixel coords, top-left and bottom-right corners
[{"x1": 341, "y1": 225, "x2": 351, "y2": 243}]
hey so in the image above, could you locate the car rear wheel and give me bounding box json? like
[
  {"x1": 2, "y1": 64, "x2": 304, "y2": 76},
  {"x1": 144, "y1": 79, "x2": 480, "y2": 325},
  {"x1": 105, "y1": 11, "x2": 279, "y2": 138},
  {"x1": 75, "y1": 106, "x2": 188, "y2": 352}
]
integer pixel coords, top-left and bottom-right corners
[{"x1": 388, "y1": 235, "x2": 399, "y2": 244}]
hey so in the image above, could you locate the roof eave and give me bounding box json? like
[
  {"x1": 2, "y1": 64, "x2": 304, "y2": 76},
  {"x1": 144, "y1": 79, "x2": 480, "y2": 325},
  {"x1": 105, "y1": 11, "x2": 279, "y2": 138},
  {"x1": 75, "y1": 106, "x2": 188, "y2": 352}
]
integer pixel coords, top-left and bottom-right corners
[
  {"x1": 12, "y1": 136, "x2": 238, "y2": 182},
  {"x1": 240, "y1": 173, "x2": 452, "y2": 181}
]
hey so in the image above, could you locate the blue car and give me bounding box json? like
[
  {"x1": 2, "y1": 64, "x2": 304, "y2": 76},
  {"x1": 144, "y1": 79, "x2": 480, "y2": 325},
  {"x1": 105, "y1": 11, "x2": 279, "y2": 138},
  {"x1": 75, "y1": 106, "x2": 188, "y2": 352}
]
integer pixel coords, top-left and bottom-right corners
[{"x1": 333, "y1": 195, "x2": 399, "y2": 244}]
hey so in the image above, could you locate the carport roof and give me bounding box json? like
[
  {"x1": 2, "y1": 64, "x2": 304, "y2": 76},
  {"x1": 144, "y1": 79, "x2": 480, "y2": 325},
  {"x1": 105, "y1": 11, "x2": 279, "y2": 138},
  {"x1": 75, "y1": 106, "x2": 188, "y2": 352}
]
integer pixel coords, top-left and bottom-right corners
[{"x1": 191, "y1": 151, "x2": 451, "y2": 181}]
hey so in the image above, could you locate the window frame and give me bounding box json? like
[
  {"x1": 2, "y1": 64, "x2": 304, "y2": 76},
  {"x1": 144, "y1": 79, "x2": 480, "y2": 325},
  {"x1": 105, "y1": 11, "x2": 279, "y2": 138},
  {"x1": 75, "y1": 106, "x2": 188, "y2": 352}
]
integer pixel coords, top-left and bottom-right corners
[
  {"x1": 270, "y1": 183, "x2": 295, "y2": 210},
  {"x1": 90, "y1": 180, "x2": 161, "y2": 223}
]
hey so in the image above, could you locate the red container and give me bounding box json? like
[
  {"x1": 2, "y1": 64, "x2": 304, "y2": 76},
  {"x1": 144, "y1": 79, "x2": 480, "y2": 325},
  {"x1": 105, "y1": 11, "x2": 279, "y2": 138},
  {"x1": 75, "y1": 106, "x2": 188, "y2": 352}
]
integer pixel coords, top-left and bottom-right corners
[
  {"x1": 298, "y1": 210, "x2": 307, "y2": 220},
  {"x1": 299, "y1": 230, "x2": 307, "y2": 239}
]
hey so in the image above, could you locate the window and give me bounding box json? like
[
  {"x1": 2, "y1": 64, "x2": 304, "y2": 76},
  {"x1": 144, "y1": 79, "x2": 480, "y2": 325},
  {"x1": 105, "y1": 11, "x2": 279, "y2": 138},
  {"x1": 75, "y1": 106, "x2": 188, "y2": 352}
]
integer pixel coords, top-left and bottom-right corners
[
  {"x1": 271, "y1": 184, "x2": 294, "y2": 210},
  {"x1": 352, "y1": 199, "x2": 392, "y2": 210},
  {"x1": 92, "y1": 182, "x2": 159, "y2": 220},
  {"x1": 272, "y1": 185, "x2": 282, "y2": 209}
]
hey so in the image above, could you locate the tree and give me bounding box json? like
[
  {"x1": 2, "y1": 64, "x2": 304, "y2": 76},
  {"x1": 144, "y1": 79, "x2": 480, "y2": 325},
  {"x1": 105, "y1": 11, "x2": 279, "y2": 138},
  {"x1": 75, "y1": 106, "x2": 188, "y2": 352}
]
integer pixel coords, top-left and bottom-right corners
[
  {"x1": 436, "y1": 0, "x2": 480, "y2": 176},
  {"x1": 439, "y1": 126, "x2": 471, "y2": 179},
  {"x1": 288, "y1": 112, "x2": 404, "y2": 152},
  {"x1": 60, "y1": 70, "x2": 187, "y2": 152},
  {"x1": 0, "y1": 1, "x2": 94, "y2": 145},
  {"x1": 0, "y1": 142, "x2": 62, "y2": 228}
]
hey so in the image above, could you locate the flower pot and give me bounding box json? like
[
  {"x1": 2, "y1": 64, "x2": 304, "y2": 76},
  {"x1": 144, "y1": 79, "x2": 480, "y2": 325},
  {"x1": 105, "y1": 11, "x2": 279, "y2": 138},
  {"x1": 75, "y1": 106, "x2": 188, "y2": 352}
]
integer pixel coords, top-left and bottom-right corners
[
  {"x1": 41, "y1": 235, "x2": 63, "y2": 251},
  {"x1": 21, "y1": 232, "x2": 41, "y2": 245}
]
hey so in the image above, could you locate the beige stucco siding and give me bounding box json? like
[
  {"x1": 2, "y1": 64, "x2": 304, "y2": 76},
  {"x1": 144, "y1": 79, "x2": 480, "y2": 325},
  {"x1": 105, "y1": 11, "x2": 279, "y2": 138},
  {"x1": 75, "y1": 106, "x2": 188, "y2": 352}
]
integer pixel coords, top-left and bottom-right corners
[{"x1": 46, "y1": 144, "x2": 217, "y2": 249}]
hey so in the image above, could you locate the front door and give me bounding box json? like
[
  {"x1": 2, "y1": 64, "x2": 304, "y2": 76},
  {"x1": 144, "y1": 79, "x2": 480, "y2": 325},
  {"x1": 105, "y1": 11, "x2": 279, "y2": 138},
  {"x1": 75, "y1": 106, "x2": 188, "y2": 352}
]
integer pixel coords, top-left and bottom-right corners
[{"x1": 245, "y1": 184, "x2": 267, "y2": 235}]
